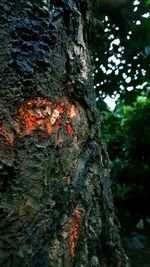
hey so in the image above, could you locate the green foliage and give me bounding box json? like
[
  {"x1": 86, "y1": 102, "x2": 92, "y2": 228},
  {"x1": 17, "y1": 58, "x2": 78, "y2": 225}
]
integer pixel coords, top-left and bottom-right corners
[
  {"x1": 92, "y1": 0, "x2": 150, "y2": 101},
  {"x1": 121, "y1": 96, "x2": 150, "y2": 148},
  {"x1": 102, "y1": 96, "x2": 150, "y2": 200},
  {"x1": 146, "y1": 0, "x2": 150, "y2": 6},
  {"x1": 115, "y1": 183, "x2": 132, "y2": 200},
  {"x1": 92, "y1": 1, "x2": 150, "y2": 201}
]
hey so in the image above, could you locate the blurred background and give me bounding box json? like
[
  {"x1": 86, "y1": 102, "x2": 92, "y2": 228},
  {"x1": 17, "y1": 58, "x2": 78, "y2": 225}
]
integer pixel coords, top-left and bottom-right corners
[{"x1": 91, "y1": 0, "x2": 150, "y2": 266}]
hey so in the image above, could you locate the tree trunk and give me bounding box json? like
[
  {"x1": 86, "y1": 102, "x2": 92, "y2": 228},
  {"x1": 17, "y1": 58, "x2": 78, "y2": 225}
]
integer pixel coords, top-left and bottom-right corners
[{"x1": 0, "y1": 1, "x2": 128, "y2": 266}]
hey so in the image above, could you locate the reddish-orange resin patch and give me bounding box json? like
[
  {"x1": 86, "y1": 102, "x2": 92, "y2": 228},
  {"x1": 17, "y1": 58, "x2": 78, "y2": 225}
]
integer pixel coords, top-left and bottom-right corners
[
  {"x1": 69, "y1": 207, "x2": 82, "y2": 257},
  {"x1": 62, "y1": 205, "x2": 83, "y2": 257},
  {"x1": 18, "y1": 98, "x2": 64, "y2": 135},
  {"x1": 66, "y1": 123, "x2": 74, "y2": 136},
  {"x1": 0, "y1": 124, "x2": 14, "y2": 145},
  {"x1": 67, "y1": 103, "x2": 78, "y2": 120},
  {"x1": 17, "y1": 97, "x2": 78, "y2": 137}
]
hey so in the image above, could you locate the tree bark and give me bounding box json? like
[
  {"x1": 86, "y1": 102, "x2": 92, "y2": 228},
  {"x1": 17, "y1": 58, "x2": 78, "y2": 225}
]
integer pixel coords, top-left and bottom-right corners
[{"x1": 0, "y1": 1, "x2": 128, "y2": 266}]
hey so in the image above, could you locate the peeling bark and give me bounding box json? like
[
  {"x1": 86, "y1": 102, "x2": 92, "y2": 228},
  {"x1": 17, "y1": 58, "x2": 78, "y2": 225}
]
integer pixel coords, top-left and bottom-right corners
[{"x1": 0, "y1": 1, "x2": 129, "y2": 266}]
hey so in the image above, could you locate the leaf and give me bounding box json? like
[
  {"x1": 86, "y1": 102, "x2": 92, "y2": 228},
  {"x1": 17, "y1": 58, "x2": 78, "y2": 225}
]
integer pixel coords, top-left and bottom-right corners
[{"x1": 144, "y1": 45, "x2": 150, "y2": 56}]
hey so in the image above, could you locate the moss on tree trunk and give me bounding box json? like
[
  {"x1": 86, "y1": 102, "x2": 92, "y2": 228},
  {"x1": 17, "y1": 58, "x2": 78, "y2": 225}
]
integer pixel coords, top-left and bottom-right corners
[{"x1": 0, "y1": 0, "x2": 128, "y2": 266}]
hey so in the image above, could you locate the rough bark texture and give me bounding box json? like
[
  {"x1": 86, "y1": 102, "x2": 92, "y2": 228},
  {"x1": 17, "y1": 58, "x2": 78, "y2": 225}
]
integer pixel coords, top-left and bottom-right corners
[{"x1": 0, "y1": 1, "x2": 128, "y2": 266}]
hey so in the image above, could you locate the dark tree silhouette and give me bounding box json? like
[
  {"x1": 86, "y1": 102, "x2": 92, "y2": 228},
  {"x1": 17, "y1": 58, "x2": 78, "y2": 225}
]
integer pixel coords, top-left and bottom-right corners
[{"x1": 0, "y1": 1, "x2": 128, "y2": 266}]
